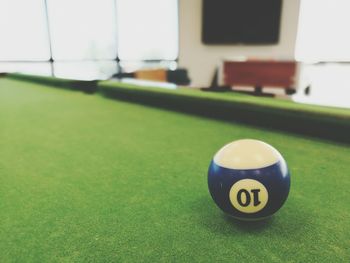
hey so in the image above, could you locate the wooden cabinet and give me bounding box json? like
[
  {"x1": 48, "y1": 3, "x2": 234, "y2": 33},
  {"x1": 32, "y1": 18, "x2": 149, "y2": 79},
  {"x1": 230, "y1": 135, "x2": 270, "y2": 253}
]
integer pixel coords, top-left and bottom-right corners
[{"x1": 222, "y1": 60, "x2": 297, "y2": 94}]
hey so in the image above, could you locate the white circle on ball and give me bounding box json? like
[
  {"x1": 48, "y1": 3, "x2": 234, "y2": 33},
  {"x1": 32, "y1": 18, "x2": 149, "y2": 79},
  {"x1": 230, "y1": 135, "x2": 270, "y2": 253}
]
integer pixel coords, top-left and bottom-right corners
[
  {"x1": 229, "y1": 179, "x2": 269, "y2": 213},
  {"x1": 213, "y1": 139, "x2": 283, "y2": 169}
]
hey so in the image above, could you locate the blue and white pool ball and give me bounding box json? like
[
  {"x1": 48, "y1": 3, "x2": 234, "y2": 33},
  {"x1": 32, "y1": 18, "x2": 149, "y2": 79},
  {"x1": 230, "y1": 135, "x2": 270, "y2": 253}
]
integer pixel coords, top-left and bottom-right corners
[{"x1": 208, "y1": 139, "x2": 290, "y2": 220}]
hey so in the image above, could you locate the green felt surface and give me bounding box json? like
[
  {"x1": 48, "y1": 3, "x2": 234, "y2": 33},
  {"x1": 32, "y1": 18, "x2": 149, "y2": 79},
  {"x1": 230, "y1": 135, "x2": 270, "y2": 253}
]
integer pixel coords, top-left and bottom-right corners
[
  {"x1": 98, "y1": 81, "x2": 350, "y2": 143},
  {"x1": 7, "y1": 73, "x2": 98, "y2": 93},
  {"x1": 99, "y1": 81, "x2": 350, "y2": 120},
  {"x1": 0, "y1": 78, "x2": 349, "y2": 262}
]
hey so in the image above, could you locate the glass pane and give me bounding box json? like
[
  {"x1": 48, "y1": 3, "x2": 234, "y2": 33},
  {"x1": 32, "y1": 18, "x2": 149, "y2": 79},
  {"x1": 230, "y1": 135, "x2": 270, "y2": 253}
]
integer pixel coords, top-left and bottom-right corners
[
  {"x1": 117, "y1": 0, "x2": 178, "y2": 61},
  {"x1": 120, "y1": 61, "x2": 177, "y2": 73},
  {"x1": 47, "y1": 0, "x2": 117, "y2": 60},
  {"x1": 0, "y1": 0, "x2": 50, "y2": 61},
  {"x1": 53, "y1": 61, "x2": 117, "y2": 80},
  {"x1": 0, "y1": 62, "x2": 52, "y2": 75},
  {"x1": 293, "y1": 64, "x2": 350, "y2": 109},
  {"x1": 296, "y1": 0, "x2": 350, "y2": 62}
]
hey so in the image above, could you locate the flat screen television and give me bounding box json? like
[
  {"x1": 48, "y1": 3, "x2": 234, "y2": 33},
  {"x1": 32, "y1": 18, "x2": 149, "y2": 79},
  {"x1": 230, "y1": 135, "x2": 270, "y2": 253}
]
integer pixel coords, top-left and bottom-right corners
[{"x1": 202, "y1": 0, "x2": 283, "y2": 45}]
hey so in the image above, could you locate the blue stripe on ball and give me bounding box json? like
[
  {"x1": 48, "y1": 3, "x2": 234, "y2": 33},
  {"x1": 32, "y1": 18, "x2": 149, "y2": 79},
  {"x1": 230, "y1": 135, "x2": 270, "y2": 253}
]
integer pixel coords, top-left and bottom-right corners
[{"x1": 208, "y1": 159, "x2": 290, "y2": 219}]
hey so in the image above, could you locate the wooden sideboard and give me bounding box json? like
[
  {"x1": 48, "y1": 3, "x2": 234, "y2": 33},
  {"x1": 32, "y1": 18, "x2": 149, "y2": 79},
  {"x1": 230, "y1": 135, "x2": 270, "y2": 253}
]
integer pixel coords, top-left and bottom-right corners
[{"x1": 222, "y1": 60, "x2": 297, "y2": 94}]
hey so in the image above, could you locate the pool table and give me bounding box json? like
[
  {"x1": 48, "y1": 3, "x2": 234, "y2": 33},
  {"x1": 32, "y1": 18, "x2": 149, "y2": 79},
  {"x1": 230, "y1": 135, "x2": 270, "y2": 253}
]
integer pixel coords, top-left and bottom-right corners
[{"x1": 0, "y1": 76, "x2": 349, "y2": 262}]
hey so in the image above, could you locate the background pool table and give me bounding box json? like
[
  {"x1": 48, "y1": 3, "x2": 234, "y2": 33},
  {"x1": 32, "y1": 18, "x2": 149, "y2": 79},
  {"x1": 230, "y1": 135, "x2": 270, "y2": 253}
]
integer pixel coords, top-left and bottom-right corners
[{"x1": 0, "y1": 77, "x2": 349, "y2": 262}]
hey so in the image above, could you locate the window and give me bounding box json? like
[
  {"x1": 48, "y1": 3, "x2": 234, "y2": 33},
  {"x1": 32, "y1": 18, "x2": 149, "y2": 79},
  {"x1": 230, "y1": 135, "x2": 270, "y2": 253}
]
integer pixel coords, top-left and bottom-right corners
[
  {"x1": 47, "y1": 0, "x2": 117, "y2": 60},
  {"x1": 294, "y1": 0, "x2": 350, "y2": 108},
  {"x1": 0, "y1": 62, "x2": 52, "y2": 76},
  {"x1": 0, "y1": 0, "x2": 179, "y2": 79},
  {"x1": 0, "y1": 0, "x2": 50, "y2": 61},
  {"x1": 116, "y1": 0, "x2": 179, "y2": 61},
  {"x1": 295, "y1": 0, "x2": 350, "y2": 62}
]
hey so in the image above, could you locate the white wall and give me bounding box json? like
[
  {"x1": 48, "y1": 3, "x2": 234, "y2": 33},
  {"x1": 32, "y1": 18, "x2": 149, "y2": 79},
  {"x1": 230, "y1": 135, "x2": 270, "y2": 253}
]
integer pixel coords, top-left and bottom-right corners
[{"x1": 178, "y1": 0, "x2": 301, "y2": 87}]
